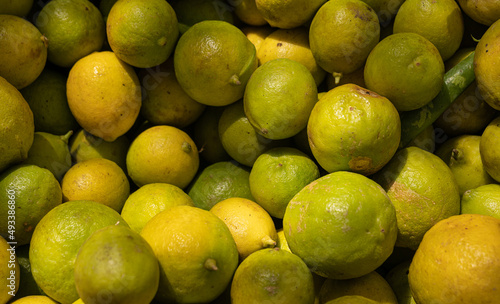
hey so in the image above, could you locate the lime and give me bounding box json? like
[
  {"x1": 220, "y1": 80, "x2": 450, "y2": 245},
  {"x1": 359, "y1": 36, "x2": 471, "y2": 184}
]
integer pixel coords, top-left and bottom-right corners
[
  {"x1": 174, "y1": 20, "x2": 258, "y2": 106},
  {"x1": 241, "y1": 25, "x2": 274, "y2": 51},
  {"x1": 126, "y1": 125, "x2": 199, "y2": 189},
  {"x1": 140, "y1": 205, "x2": 239, "y2": 303},
  {"x1": 384, "y1": 260, "x2": 416, "y2": 304},
  {"x1": 11, "y1": 245, "x2": 44, "y2": 299},
  {"x1": 255, "y1": 0, "x2": 327, "y2": 29},
  {"x1": 457, "y1": 0, "x2": 500, "y2": 25},
  {"x1": 324, "y1": 296, "x2": 379, "y2": 304},
  {"x1": 74, "y1": 225, "x2": 159, "y2": 304},
  {"x1": 187, "y1": 160, "x2": 254, "y2": 210},
  {"x1": 283, "y1": 171, "x2": 398, "y2": 279},
  {"x1": 121, "y1": 183, "x2": 194, "y2": 233},
  {"x1": 249, "y1": 147, "x2": 320, "y2": 219},
  {"x1": 461, "y1": 184, "x2": 500, "y2": 219},
  {"x1": 107, "y1": 0, "x2": 178, "y2": 68},
  {"x1": 0, "y1": 236, "x2": 19, "y2": 303},
  {"x1": 231, "y1": 248, "x2": 315, "y2": 304},
  {"x1": 10, "y1": 295, "x2": 58, "y2": 304},
  {"x1": 29, "y1": 200, "x2": 129, "y2": 304},
  {"x1": 480, "y1": 116, "x2": 500, "y2": 182},
  {"x1": 0, "y1": 0, "x2": 34, "y2": 16},
  {"x1": 244, "y1": 58, "x2": 318, "y2": 140},
  {"x1": 35, "y1": 0, "x2": 104, "y2": 68},
  {"x1": 232, "y1": 0, "x2": 267, "y2": 26},
  {"x1": 172, "y1": 0, "x2": 234, "y2": 30},
  {"x1": 0, "y1": 164, "x2": 62, "y2": 246},
  {"x1": 210, "y1": 197, "x2": 278, "y2": 260}
]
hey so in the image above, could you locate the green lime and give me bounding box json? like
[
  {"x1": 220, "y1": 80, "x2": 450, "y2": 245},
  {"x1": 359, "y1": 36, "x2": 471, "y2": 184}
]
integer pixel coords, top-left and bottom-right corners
[
  {"x1": 461, "y1": 184, "x2": 500, "y2": 220},
  {"x1": 480, "y1": 116, "x2": 500, "y2": 182},
  {"x1": 255, "y1": 0, "x2": 327, "y2": 29},
  {"x1": 172, "y1": 0, "x2": 234, "y2": 31},
  {"x1": 0, "y1": 0, "x2": 34, "y2": 17}
]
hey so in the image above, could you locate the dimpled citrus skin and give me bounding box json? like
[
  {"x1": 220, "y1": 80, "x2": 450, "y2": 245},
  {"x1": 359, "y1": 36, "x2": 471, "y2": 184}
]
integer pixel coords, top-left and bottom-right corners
[
  {"x1": 283, "y1": 171, "x2": 398, "y2": 280},
  {"x1": 408, "y1": 214, "x2": 500, "y2": 303},
  {"x1": 461, "y1": 184, "x2": 500, "y2": 219}
]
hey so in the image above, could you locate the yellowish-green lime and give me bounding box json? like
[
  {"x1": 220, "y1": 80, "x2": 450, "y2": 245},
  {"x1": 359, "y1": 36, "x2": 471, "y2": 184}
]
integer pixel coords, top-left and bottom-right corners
[
  {"x1": 325, "y1": 295, "x2": 379, "y2": 304},
  {"x1": 0, "y1": 0, "x2": 34, "y2": 17},
  {"x1": 35, "y1": 0, "x2": 104, "y2": 68},
  {"x1": 232, "y1": 0, "x2": 267, "y2": 26},
  {"x1": 241, "y1": 26, "x2": 274, "y2": 52},
  {"x1": 461, "y1": 184, "x2": 500, "y2": 219},
  {"x1": 172, "y1": 0, "x2": 234, "y2": 31},
  {"x1": 255, "y1": 0, "x2": 327, "y2": 29},
  {"x1": 10, "y1": 295, "x2": 58, "y2": 304},
  {"x1": 480, "y1": 116, "x2": 500, "y2": 182},
  {"x1": 121, "y1": 183, "x2": 194, "y2": 233},
  {"x1": 0, "y1": 236, "x2": 19, "y2": 303},
  {"x1": 456, "y1": 0, "x2": 500, "y2": 25}
]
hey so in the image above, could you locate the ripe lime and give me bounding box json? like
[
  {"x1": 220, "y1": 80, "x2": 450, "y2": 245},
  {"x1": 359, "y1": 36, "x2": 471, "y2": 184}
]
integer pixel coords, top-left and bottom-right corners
[
  {"x1": 10, "y1": 295, "x2": 58, "y2": 304},
  {"x1": 456, "y1": 0, "x2": 500, "y2": 25},
  {"x1": 461, "y1": 184, "x2": 500, "y2": 219},
  {"x1": 255, "y1": 0, "x2": 327, "y2": 29},
  {"x1": 0, "y1": 0, "x2": 33, "y2": 16},
  {"x1": 480, "y1": 116, "x2": 500, "y2": 182},
  {"x1": 241, "y1": 25, "x2": 274, "y2": 51},
  {"x1": 0, "y1": 236, "x2": 19, "y2": 303},
  {"x1": 232, "y1": 0, "x2": 267, "y2": 26}
]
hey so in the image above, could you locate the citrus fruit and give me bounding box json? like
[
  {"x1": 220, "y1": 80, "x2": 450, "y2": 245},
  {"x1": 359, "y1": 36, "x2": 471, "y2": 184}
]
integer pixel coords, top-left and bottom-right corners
[
  {"x1": 307, "y1": 83, "x2": 401, "y2": 175},
  {"x1": 244, "y1": 58, "x2": 318, "y2": 140},
  {"x1": 68, "y1": 129, "x2": 130, "y2": 173},
  {"x1": 249, "y1": 147, "x2": 320, "y2": 219},
  {"x1": 457, "y1": 0, "x2": 500, "y2": 25},
  {"x1": 0, "y1": 14, "x2": 47, "y2": 90},
  {"x1": 393, "y1": 0, "x2": 464, "y2": 61},
  {"x1": 0, "y1": 236, "x2": 19, "y2": 303},
  {"x1": 35, "y1": 0, "x2": 105, "y2": 68},
  {"x1": 192, "y1": 106, "x2": 231, "y2": 164},
  {"x1": 255, "y1": 0, "x2": 327, "y2": 29},
  {"x1": 174, "y1": 20, "x2": 258, "y2": 106},
  {"x1": 474, "y1": 19, "x2": 500, "y2": 110},
  {"x1": 61, "y1": 158, "x2": 130, "y2": 212},
  {"x1": 218, "y1": 100, "x2": 289, "y2": 167},
  {"x1": 461, "y1": 184, "x2": 500, "y2": 219},
  {"x1": 121, "y1": 183, "x2": 194, "y2": 233},
  {"x1": 309, "y1": 0, "x2": 380, "y2": 75},
  {"x1": 11, "y1": 244, "x2": 43, "y2": 299},
  {"x1": 241, "y1": 25, "x2": 274, "y2": 51},
  {"x1": 0, "y1": 0, "x2": 33, "y2": 16},
  {"x1": 230, "y1": 248, "x2": 315, "y2": 304},
  {"x1": 232, "y1": 0, "x2": 267, "y2": 26},
  {"x1": 360, "y1": 0, "x2": 405, "y2": 27},
  {"x1": 187, "y1": 160, "x2": 254, "y2": 210},
  {"x1": 140, "y1": 205, "x2": 239, "y2": 303},
  {"x1": 126, "y1": 125, "x2": 199, "y2": 189},
  {"x1": 0, "y1": 76, "x2": 34, "y2": 173},
  {"x1": 66, "y1": 51, "x2": 142, "y2": 142},
  {"x1": 257, "y1": 27, "x2": 326, "y2": 86},
  {"x1": 10, "y1": 295, "x2": 58, "y2": 304},
  {"x1": 106, "y1": 0, "x2": 178, "y2": 68},
  {"x1": 139, "y1": 58, "x2": 206, "y2": 128},
  {"x1": 23, "y1": 131, "x2": 73, "y2": 182},
  {"x1": 74, "y1": 225, "x2": 159, "y2": 304},
  {"x1": 20, "y1": 68, "x2": 79, "y2": 135},
  {"x1": 283, "y1": 171, "x2": 398, "y2": 280},
  {"x1": 173, "y1": 0, "x2": 234, "y2": 31},
  {"x1": 277, "y1": 229, "x2": 291, "y2": 252},
  {"x1": 29, "y1": 200, "x2": 129, "y2": 304},
  {"x1": 480, "y1": 116, "x2": 500, "y2": 182},
  {"x1": 319, "y1": 271, "x2": 398, "y2": 304},
  {"x1": 364, "y1": 32, "x2": 445, "y2": 111},
  {"x1": 210, "y1": 197, "x2": 278, "y2": 260},
  {"x1": 435, "y1": 135, "x2": 496, "y2": 195},
  {"x1": 324, "y1": 295, "x2": 379, "y2": 304},
  {"x1": 384, "y1": 260, "x2": 416, "y2": 304},
  {"x1": 0, "y1": 164, "x2": 62, "y2": 246},
  {"x1": 372, "y1": 146, "x2": 461, "y2": 250},
  {"x1": 408, "y1": 214, "x2": 500, "y2": 303}
]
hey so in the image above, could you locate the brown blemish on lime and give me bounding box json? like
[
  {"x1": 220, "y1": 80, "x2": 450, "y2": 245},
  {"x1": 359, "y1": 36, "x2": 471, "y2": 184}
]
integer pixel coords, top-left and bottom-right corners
[{"x1": 348, "y1": 156, "x2": 372, "y2": 172}]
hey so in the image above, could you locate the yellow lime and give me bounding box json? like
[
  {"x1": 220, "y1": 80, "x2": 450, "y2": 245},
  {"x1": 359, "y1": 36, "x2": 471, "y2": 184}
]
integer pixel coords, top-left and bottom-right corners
[
  {"x1": 241, "y1": 25, "x2": 274, "y2": 51},
  {"x1": 480, "y1": 116, "x2": 500, "y2": 182},
  {"x1": 74, "y1": 225, "x2": 159, "y2": 304},
  {"x1": 187, "y1": 160, "x2": 254, "y2": 210},
  {"x1": 435, "y1": 135, "x2": 496, "y2": 195},
  {"x1": 121, "y1": 183, "x2": 194, "y2": 233},
  {"x1": 408, "y1": 214, "x2": 500, "y2": 303},
  {"x1": 20, "y1": 68, "x2": 79, "y2": 135},
  {"x1": 10, "y1": 295, "x2": 58, "y2": 304},
  {"x1": 257, "y1": 27, "x2": 327, "y2": 86},
  {"x1": 29, "y1": 200, "x2": 129, "y2": 304},
  {"x1": 192, "y1": 106, "x2": 231, "y2": 164},
  {"x1": 307, "y1": 83, "x2": 401, "y2": 175},
  {"x1": 249, "y1": 147, "x2": 320, "y2": 219},
  {"x1": 276, "y1": 229, "x2": 291, "y2": 252},
  {"x1": 319, "y1": 271, "x2": 398, "y2": 304},
  {"x1": 35, "y1": 0, "x2": 104, "y2": 68},
  {"x1": 139, "y1": 58, "x2": 206, "y2": 128},
  {"x1": 309, "y1": 0, "x2": 380, "y2": 74},
  {"x1": 140, "y1": 205, "x2": 238, "y2": 303},
  {"x1": 210, "y1": 197, "x2": 278, "y2": 260},
  {"x1": 364, "y1": 32, "x2": 445, "y2": 111},
  {"x1": 107, "y1": 0, "x2": 178, "y2": 68},
  {"x1": 244, "y1": 58, "x2": 318, "y2": 140},
  {"x1": 393, "y1": 0, "x2": 464, "y2": 61},
  {"x1": 232, "y1": 0, "x2": 267, "y2": 26},
  {"x1": 174, "y1": 20, "x2": 258, "y2": 106},
  {"x1": 461, "y1": 184, "x2": 500, "y2": 219},
  {"x1": 0, "y1": 164, "x2": 62, "y2": 246},
  {"x1": 324, "y1": 295, "x2": 379, "y2": 304},
  {"x1": 0, "y1": 14, "x2": 47, "y2": 90},
  {"x1": 231, "y1": 248, "x2": 315, "y2": 304},
  {"x1": 126, "y1": 125, "x2": 199, "y2": 189},
  {"x1": 66, "y1": 51, "x2": 141, "y2": 142},
  {"x1": 255, "y1": 0, "x2": 327, "y2": 29},
  {"x1": 283, "y1": 171, "x2": 398, "y2": 279},
  {"x1": 0, "y1": 236, "x2": 19, "y2": 303},
  {"x1": 68, "y1": 129, "x2": 130, "y2": 173},
  {"x1": 457, "y1": 0, "x2": 500, "y2": 25},
  {"x1": 0, "y1": 0, "x2": 34, "y2": 16},
  {"x1": 61, "y1": 158, "x2": 130, "y2": 212},
  {"x1": 372, "y1": 146, "x2": 461, "y2": 250}
]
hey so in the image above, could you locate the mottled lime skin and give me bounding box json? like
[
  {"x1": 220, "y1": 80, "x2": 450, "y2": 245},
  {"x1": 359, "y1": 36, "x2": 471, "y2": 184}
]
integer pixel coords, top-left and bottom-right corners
[
  {"x1": 283, "y1": 171, "x2": 398, "y2": 280},
  {"x1": 307, "y1": 84, "x2": 400, "y2": 176}
]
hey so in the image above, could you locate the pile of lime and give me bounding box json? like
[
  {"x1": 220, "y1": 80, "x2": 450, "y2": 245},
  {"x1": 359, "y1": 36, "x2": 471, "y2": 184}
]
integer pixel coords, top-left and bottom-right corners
[{"x1": 2, "y1": 0, "x2": 500, "y2": 303}]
